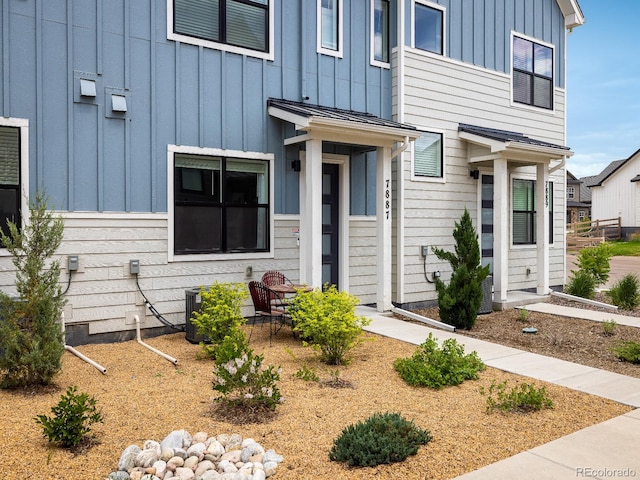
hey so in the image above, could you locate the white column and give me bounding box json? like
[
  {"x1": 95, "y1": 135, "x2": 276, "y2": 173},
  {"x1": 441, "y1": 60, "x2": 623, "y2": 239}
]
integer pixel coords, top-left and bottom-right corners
[
  {"x1": 494, "y1": 158, "x2": 509, "y2": 301},
  {"x1": 376, "y1": 146, "x2": 393, "y2": 311},
  {"x1": 536, "y1": 162, "x2": 550, "y2": 295},
  {"x1": 300, "y1": 139, "x2": 323, "y2": 288}
]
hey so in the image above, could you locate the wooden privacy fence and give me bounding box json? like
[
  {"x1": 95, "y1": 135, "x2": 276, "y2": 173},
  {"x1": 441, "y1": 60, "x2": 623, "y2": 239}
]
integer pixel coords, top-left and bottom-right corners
[{"x1": 566, "y1": 217, "x2": 621, "y2": 251}]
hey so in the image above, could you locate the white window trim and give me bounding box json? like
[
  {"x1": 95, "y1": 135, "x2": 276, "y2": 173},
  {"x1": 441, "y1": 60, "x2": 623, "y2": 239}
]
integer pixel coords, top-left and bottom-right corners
[
  {"x1": 567, "y1": 185, "x2": 575, "y2": 199},
  {"x1": 510, "y1": 31, "x2": 556, "y2": 113},
  {"x1": 166, "y1": 0, "x2": 275, "y2": 61},
  {"x1": 510, "y1": 173, "x2": 555, "y2": 249},
  {"x1": 410, "y1": 0, "x2": 446, "y2": 56},
  {"x1": 0, "y1": 118, "x2": 29, "y2": 258},
  {"x1": 410, "y1": 127, "x2": 446, "y2": 184},
  {"x1": 167, "y1": 144, "x2": 275, "y2": 263},
  {"x1": 317, "y1": 0, "x2": 344, "y2": 58},
  {"x1": 370, "y1": 0, "x2": 390, "y2": 69}
]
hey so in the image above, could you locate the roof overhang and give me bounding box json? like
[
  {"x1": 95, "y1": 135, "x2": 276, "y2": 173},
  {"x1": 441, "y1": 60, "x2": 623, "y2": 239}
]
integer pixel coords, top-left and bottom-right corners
[
  {"x1": 458, "y1": 124, "x2": 573, "y2": 166},
  {"x1": 268, "y1": 98, "x2": 420, "y2": 148},
  {"x1": 556, "y1": 0, "x2": 585, "y2": 30}
]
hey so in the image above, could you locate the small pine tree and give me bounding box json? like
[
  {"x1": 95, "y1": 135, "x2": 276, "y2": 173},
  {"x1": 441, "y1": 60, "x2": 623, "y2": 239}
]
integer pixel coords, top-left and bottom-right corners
[
  {"x1": 0, "y1": 192, "x2": 66, "y2": 388},
  {"x1": 432, "y1": 208, "x2": 490, "y2": 330}
]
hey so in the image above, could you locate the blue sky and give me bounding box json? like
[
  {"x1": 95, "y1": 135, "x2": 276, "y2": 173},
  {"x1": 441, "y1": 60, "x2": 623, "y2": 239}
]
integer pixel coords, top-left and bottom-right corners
[{"x1": 566, "y1": 0, "x2": 640, "y2": 179}]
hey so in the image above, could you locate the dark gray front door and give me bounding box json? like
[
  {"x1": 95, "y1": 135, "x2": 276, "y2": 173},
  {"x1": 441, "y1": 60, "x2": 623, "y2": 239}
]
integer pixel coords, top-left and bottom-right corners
[{"x1": 322, "y1": 163, "x2": 339, "y2": 288}]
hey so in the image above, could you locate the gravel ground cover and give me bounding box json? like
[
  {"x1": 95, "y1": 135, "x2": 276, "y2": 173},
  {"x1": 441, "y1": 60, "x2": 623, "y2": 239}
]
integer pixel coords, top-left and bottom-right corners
[{"x1": 0, "y1": 320, "x2": 631, "y2": 480}]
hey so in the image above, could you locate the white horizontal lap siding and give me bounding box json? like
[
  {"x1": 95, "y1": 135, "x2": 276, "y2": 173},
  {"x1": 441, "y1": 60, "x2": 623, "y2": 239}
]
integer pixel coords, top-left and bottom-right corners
[
  {"x1": 44, "y1": 213, "x2": 299, "y2": 335},
  {"x1": 399, "y1": 52, "x2": 567, "y2": 301},
  {"x1": 349, "y1": 218, "x2": 377, "y2": 304}
]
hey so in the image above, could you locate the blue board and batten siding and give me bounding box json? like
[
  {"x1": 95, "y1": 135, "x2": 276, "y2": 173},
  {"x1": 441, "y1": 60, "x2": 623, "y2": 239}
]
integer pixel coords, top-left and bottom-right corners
[
  {"x1": 1, "y1": 0, "x2": 392, "y2": 215},
  {"x1": 405, "y1": 0, "x2": 566, "y2": 87}
]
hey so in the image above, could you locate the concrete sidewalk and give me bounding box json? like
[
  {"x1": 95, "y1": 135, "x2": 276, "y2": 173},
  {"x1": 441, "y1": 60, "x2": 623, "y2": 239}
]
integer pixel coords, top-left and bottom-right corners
[
  {"x1": 524, "y1": 302, "x2": 640, "y2": 328},
  {"x1": 358, "y1": 306, "x2": 640, "y2": 480}
]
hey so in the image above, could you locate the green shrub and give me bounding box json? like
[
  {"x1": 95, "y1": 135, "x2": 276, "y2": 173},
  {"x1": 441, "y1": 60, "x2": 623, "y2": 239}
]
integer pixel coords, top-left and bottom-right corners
[
  {"x1": 289, "y1": 285, "x2": 371, "y2": 365},
  {"x1": 212, "y1": 331, "x2": 282, "y2": 410},
  {"x1": 294, "y1": 365, "x2": 319, "y2": 382},
  {"x1": 517, "y1": 308, "x2": 529, "y2": 322},
  {"x1": 576, "y1": 243, "x2": 612, "y2": 286},
  {"x1": 607, "y1": 274, "x2": 640, "y2": 310},
  {"x1": 433, "y1": 209, "x2": 490, "y2": 330},
  {"x1": 329, "y1": 412, "x2": 432, "y2": 467},
  {"x1": 34, "y1": 386, "x2": 104, "y2": 448},
  {"x1": 602, "y1": 319, "x2": 617, "y2": 336},
  {"x1": 393, "y1": 333, "x2": 485, "y2": 389},
  {"x1": 0, "y1": 192, "x2": 66, "y2": 388},
  {"x1": 480, "y1": 380, "x2": 554, "y2": 413},
  {"x1": 189, "y1": 282, "x2": 248, "y2": 358},
  {"x1": 565, "y1": 269, "x2": 597, "y2": 299},
  {"x1": 611, "y1": 341, "x2": 640, "y2": 364}
]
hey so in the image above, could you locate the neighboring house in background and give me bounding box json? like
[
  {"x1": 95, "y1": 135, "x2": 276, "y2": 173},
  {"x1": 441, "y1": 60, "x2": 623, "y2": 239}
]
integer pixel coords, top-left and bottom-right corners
[
  {"x1": 566, "y1": 170, "x2": 590, "y2": 223},
  {"x1": 582, "y1": 149, "x2": 640, "y2": 238},
  {"x1": 0, "y1": 0, "x2": 583, "y2": 343}
]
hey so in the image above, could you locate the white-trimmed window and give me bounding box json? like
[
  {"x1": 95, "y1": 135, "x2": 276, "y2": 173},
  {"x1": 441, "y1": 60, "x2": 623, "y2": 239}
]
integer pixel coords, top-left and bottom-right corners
[
  {"x1": 578, "y1": 210, "x2": 586, "y2": 221},
  {"x1": 169, "y1": 0, "x2": 273, "y2": 60},
  {"x1": 567, "y1": 185, "x2": 575, "y2": 199},
  {"x1": 0, "y1": 119, "x2": 28, "y2": 243},
  {"x1": 371, "y1": 0, "x2": 389, "y2": 66},
  {"x1": 512, "y1": 179, "x2": 554, "y2": 245},
  {"x1": 412, "y1": 130, "x2": 443, "y2": 179},
  {"x1": 413, "y1": 1, "x2": 444, "y2": 55},
  {"x1": 512, "y1": 34, "x2": 554, "y2": 110},
  {"x1": 318, "y1": 0, "x2": 343, "y2": 57},
  {"x1": 171, "y1": 148, "x2": 271, "y2": 255}
]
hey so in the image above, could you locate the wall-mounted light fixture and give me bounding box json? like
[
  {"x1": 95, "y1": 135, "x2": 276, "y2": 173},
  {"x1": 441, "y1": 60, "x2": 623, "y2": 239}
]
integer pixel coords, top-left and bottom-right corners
[
  {"x1": 291, "y1": 159, "x2": 301, "y2": 172},
  {"x1": 469, "y1": 169, "x2": 480, "y2": 180}
]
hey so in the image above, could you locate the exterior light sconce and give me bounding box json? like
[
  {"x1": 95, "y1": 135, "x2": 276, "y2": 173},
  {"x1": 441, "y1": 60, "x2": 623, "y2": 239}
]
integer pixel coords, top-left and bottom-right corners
[
  {"x1": 291, "y1": 159, "x2": 301, "y2": 172},
  {"x1": 469, "y1": 169, "x2": 480, "y2": 180}
]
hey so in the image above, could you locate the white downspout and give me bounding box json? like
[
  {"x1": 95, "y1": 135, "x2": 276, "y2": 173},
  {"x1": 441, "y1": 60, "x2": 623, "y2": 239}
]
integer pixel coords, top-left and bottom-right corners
[
  {"x1": 396, "y1": 0, "x2": 407, "y2": 305},
  {"x1": 61, "y1": 313, "x2": 107, "y2": 374},
  {"x1": 134, "y1": 315, "x2": 178, "y2": 365}
]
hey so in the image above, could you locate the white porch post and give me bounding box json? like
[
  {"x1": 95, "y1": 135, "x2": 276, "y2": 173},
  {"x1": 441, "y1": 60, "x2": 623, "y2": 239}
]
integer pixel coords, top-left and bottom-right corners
[
  {"x1": 494, "y1": 158, "x2": 509, "y2": 301},
  {"x1": 376, "y1": 146, "x2": 393, "y2": 312},
  {"x1": 536, "y1": 162, "x2": 550, "y2": 294},
  {"x1": 300, "y1": 139, "x2": 323, "y2": 288}
]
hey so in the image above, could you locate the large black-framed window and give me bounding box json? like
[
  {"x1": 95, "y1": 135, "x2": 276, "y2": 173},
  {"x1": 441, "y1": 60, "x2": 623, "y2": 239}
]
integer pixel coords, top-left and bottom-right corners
[
  {"x1": 513, "y1": 179, "x2": 554, "y2": 245},
  {"x1": 174, "y1": 154, "x2": 269, "y2": 254},
  {"x1": 174, "y1": 0, "x2": 269, "y2": 53},
  {"x1": 414, "y1": 2, "x2": 443, "y2": 55},
  {"x1": 513, "y1": 35, "x2": 553, "y2": 110},
  {"x1": 0, "y1": 126, "x2": 21, "y2": 241}
]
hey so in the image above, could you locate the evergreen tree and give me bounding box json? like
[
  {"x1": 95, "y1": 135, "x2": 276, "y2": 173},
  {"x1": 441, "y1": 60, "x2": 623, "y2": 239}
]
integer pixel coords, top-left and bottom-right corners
[
  {"x1": 0, "y1": 192, "x2": 66, "y2": 388},
  {"x1": 432, "y1": 208, "x2": 490, "y2": 330}
]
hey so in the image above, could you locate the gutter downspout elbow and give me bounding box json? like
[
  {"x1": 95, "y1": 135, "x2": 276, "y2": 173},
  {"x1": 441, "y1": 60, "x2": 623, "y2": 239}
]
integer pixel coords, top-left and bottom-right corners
[
  {"x1": 549, "y1": 157, "x2": 566, "y2": 174},
  {"x1": 135, "y1": 315, "x2": 179, "y2": 365},
  {"x1": 391, "y1": 136, "x2": 410, "y2": 160}
]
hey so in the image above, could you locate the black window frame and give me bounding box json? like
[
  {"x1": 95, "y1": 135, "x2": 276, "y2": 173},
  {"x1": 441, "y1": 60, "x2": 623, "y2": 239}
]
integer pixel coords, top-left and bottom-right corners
[
  {"x1": 0, "y1": 126, "x2": 21, "y2": 242},
  {"x1": 513, "y1": 35, "x2": 554, "y2": 110},
  {"x1": 414, "y1": 2, "x2": 444, "y2": 55},
  {"x1": 413, "y1": 130, "x2": 443, "y2": 179},
  {"x1": 512, "y1": 179, "x2": 554, "y2": 245},
  {"x1": 173, "y1": 0, "x2": 270, "y2": 54},
  {"x1": 174, "y1": 154, "x2": 270, "y2": 255}
]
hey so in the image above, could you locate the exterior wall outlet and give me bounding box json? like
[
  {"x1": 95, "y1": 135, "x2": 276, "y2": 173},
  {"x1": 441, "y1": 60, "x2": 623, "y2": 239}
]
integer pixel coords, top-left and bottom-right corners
[
  {"x1": 421, "y1": 245, "x2": 429, "y2": 257},
  {"x1": 130, "y1": 259, "x2": 140, "y2": 275},
  {"x1": 68, "y1": 255, "x2": 79, "y2": 271},
  {"x1": 246, "y1": 266, "x2": 253, "y2": 277}
]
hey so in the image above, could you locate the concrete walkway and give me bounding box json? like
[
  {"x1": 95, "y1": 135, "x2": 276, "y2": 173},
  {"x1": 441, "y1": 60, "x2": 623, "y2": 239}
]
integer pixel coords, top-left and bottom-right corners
[
  {"x1": 358, "y1": 305, "x2": 640, "y2": 480},
  {"x1": 524, "y1": 302, "x2": 640, "y2": 328}
]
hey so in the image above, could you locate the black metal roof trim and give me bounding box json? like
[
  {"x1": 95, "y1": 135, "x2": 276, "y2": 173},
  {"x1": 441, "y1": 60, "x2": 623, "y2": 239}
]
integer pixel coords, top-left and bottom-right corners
[
  {"x1": 268, "y1": 98, "x2": 417, "y2": 131},
  {"x1": 458, "y1": 123, "x2": 571, "y2": 151}
]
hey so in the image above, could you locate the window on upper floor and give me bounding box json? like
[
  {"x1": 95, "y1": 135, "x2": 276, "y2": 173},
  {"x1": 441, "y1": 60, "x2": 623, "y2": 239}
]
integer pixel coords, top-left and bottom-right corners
[
  {"x1": 512, "y1": 179, "x2": 554, "y2": 245},
  {"x1": 513, "y1": 35, "x2": 554, "y2": 110},
  {"x1": 173, "y1": 151, "x2": 270, "y2": 255},
  {"x1": 412, "y1": 131, "x2": 443, "y2": 179},
  {"x1": 318, "y1": 0, "x2": 343, "y2": 57},
  {"x1": 0, "y1": 126, "x2": 22, "y2": 240},
  {"x1": 567, "y1": 185, "x2": 575, "y2": 200},
  {"x1": 171, "y1": 0, "x2": 271, "y2": 58},
  {"x1": 413, "y1": 1, "x2": 444, "y2": 55},
  {"x1": 371, "y1": 0, "x2": 389, "y2": 66}
]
